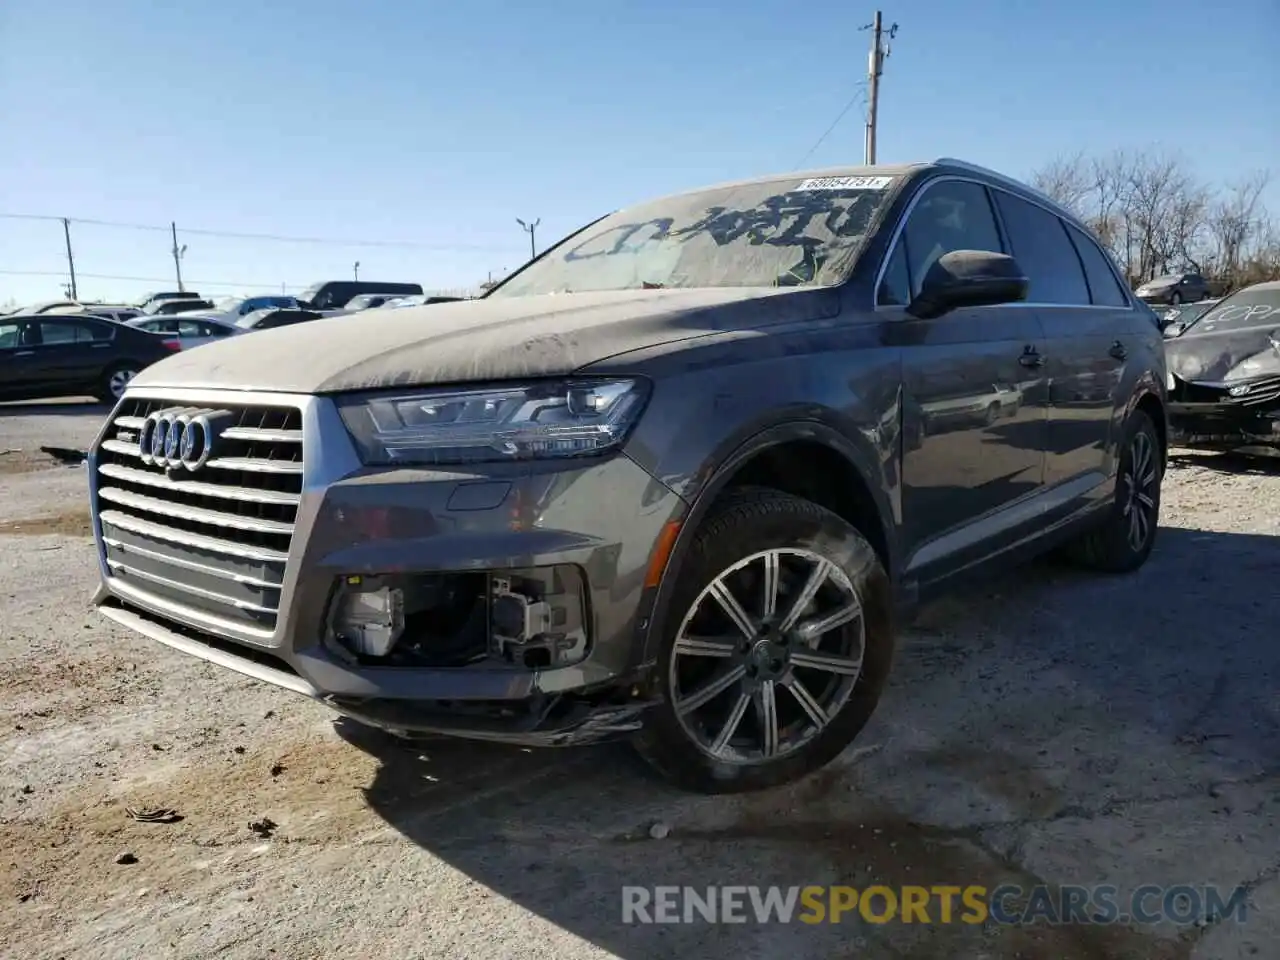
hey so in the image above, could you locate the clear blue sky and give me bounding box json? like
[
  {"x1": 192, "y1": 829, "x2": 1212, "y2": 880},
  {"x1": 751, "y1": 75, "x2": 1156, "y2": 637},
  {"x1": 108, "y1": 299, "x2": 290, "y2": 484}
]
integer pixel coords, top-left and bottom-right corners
[{"x1": 2, "y1": 0, "x2": 1277, "y2": 305}]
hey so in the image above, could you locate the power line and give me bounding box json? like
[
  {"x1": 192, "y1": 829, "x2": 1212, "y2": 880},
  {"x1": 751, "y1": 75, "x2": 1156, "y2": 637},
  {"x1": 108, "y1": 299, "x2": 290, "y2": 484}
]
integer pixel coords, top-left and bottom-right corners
[
  {"x1": 793, "y1": 83, "x2": 869, "y2": 170},
  {"x1": 0, "y1": 268, "x2": 296, "y2": 290},
  {"x1": 0, "y1": 213, "x2": 523, "y2": 253}
]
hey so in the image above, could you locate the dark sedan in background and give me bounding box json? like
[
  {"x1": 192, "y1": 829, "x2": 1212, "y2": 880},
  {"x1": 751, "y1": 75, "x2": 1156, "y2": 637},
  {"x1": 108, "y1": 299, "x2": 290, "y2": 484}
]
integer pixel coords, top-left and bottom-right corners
[{"x1": 0, "y1": 313, "x2": 179, "y2": 403}]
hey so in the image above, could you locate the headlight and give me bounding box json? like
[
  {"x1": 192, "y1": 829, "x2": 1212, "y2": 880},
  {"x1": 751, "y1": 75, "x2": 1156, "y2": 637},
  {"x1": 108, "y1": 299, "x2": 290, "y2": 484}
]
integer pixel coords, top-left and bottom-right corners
[{"x1": 335, "y1": 378, "x2": 650, "y2": 465}]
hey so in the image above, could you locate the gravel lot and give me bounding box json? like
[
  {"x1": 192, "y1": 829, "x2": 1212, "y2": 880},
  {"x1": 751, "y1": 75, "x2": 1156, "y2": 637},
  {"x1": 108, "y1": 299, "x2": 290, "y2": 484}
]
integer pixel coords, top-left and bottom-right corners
[{"x1": 3, "y1": 398, "x2": 1279, "y2": 960}]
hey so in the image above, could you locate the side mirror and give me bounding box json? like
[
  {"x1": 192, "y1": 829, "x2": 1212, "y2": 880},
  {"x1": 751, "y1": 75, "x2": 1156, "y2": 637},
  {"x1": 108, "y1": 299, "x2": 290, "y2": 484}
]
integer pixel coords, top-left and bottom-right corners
[{"x1": 907, "y1": 250, "x2": 1029, "y2": 320}]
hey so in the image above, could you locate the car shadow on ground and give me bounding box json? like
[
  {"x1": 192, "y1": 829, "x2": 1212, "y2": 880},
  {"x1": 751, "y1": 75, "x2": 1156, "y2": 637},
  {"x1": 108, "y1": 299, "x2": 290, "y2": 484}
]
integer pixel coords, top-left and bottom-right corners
[
  {"x1": 1169, "y1": 448, "x2": 1280, "y2": 475},
  {"x1": 336, "y1": 525, "x2": 1279, "y2": 959}
]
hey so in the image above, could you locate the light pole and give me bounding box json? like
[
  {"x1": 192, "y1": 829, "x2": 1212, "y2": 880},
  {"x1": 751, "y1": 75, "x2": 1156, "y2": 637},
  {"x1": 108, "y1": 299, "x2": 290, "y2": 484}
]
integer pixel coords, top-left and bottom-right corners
[
  {"x1": 353, "y1": 261, "x2": 360, "y2": 281},
  {"x1": 516, "y1": 217, "x2": 540, "y2": 260}
]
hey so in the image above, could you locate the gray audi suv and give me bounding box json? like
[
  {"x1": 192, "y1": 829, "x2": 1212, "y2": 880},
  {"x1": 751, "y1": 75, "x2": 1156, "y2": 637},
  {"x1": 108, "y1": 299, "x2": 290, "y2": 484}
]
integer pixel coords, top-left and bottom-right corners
[{"x1": 87, "y1": 158, "x2": 1168, "y2": 793}]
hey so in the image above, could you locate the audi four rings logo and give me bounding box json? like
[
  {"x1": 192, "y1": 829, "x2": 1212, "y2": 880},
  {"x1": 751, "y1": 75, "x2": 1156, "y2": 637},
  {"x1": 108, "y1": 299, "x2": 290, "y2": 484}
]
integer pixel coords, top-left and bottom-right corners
[{"x1": 137, "y1": 409, "x2": 224, "y2": 471}]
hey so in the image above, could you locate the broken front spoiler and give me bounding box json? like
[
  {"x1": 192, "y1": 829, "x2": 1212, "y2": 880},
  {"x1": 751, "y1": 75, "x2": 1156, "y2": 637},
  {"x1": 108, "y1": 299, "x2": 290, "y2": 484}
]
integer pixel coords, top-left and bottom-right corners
[
  {"x1": 1168, "y1": 400, "x2": 1280, "y2": 448},
  {"x1": 98, "y1": 594, "x2": 657, "y2": 748}
]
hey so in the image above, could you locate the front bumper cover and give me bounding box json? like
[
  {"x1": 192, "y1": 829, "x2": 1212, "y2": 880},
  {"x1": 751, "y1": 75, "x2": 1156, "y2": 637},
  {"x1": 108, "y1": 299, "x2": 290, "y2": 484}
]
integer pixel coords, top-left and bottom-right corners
[
  {"x1": 1168, "y1": 376, "x2": 1280, "y2": 448},
  {"x1": 90, "y1": 387, "x2": 686, "y2": 744}
]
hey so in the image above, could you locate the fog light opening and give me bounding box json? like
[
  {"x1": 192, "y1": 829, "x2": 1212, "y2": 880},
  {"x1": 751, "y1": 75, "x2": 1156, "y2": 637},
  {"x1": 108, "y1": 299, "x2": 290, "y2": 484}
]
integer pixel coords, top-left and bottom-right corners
[
  {"x1": 332, "y1": 577, "x2": 405, "y2": 658},
  {"x1": 489, "y1": 566, "x2": 589, "y2": 669}
]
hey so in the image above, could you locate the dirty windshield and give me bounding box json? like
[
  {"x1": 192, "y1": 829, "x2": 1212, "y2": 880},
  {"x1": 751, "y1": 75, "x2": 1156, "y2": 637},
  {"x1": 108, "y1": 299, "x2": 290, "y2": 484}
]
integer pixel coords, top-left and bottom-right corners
[
  {"x1": 491, "y1": 174, "x2": 900, "y2": 296},
  {"x1": 1189, "y1": 287, "x2": 1280, "y2": 335}
]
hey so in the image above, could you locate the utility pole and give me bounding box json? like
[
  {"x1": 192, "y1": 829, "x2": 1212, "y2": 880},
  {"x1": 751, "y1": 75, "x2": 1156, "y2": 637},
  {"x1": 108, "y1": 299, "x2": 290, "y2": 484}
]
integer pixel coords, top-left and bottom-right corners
[
  {"x1": 516, "y1": 218, "x2": 540, "y2": 260},
  {"x1": 61, "y1": 218, "x2": 78, "y2": 301},
  {"x1": 353, "y1": 261, "x2": 360, "y2": 280},
  {"x1": 862, "y1": 12, "x2": 898, "y2": 165},
  {"x1": 170, "y1": 222, "x2": 187, "y2": 292}
]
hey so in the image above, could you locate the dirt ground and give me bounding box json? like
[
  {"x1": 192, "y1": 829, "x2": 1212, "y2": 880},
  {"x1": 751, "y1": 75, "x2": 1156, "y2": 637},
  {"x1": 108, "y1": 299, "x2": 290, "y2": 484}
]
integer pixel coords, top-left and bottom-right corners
[{"x1": 2, "y1": 398, "x2": 1278, "y2": 960}]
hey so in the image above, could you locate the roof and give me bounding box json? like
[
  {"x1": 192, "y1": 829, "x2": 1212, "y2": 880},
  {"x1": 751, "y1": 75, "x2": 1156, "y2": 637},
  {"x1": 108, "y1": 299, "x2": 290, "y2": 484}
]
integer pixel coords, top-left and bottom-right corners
[{"x1": 619, "y1": 157, "x2": 1061, "y2": 216}]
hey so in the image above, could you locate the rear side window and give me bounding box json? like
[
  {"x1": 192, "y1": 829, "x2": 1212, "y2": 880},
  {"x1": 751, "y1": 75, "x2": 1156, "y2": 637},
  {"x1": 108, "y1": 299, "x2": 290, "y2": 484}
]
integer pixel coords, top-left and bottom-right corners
[
  {"x1": 992, "y1": 191, "x2": 1090, "y2": 305},
  {"x1": 1065, "y1": 225, "x2": 1129, "y2": 307},
  {"x1": 39, "y1": 320, "x2": 113, "y2": 343},
  {"x1": 0, "y1": 322, "x2": 19, "y2": 348}
]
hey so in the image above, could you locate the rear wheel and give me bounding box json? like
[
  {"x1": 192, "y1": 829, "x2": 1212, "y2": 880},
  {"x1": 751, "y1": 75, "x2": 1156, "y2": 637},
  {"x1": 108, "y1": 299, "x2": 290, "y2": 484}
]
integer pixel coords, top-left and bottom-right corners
[
  {"x1": 96, "y1": 363, "x2": 138, "y2": 404},
  {"x1": 633, "y1": 487, "x2": 894, "y2": 794},
  {"x1": 1064, "y1": 409, "x2": 1162, "y2": 572},
  {"x1": 1169, "y1": 291, "x2": 1183, "y2": 305}
]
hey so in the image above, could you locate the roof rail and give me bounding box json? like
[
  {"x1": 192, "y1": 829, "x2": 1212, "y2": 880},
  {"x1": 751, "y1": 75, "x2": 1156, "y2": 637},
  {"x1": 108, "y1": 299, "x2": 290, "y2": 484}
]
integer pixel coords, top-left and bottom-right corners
[{"x1": 932, "y1": 156, "x2": 1066, "y2": 214}]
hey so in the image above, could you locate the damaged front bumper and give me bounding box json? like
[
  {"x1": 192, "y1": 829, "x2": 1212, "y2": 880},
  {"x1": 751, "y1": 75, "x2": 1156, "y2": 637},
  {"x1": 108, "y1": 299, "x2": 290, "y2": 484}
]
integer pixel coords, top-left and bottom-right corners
[
  {"x1": 89, "y1": 387, "x2": 686, "y2": 747},
  {"x1": 1167, "y1": 375, "x2": 1280, "y2": 449}
]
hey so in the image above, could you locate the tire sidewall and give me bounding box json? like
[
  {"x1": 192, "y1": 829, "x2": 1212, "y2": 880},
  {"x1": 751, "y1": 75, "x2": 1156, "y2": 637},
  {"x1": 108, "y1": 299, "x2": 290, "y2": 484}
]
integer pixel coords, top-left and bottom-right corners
[{"x1": 636, "y1": 491, "x2": 895, "y2": 793}]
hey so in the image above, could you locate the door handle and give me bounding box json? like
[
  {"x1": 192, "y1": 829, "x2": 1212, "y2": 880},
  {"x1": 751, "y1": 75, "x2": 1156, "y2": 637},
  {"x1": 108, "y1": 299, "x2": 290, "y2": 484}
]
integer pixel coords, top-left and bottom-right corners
[
  {"x1": 1018, "y1": 348, "x2": 1045, "y2": 369},
  {"x1": 14, "y1": 350, "x2": 33, "y2": 357},
  {"x1": 1108, "y1": 340, "x2": 1127, "y2": 361}
]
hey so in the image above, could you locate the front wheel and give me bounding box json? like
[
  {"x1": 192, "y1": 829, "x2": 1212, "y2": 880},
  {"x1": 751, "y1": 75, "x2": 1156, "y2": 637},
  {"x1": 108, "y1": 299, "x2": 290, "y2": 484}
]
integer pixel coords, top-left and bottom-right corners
[
  {"x1": 1169, "y1": 291, "x2": 1183, "y2": 305},
  {"x1": 1064, "y1": 409, "x2": 1162, "y2": 572},
  {"x1": 633, "y1": 487, "x2": 895, "y2": 794}
]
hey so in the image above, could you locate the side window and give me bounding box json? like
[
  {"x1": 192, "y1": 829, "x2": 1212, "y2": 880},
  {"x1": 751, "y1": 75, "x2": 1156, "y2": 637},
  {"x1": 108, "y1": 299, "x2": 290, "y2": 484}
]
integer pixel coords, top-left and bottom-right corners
[
  {"x1": 992, "y1": 191, "x2": 1090, "y2": 305},
  {"x1": 900, "y1": 180, "x2": 1004, "y2": 297},
  {"x1": 0, "y1": 322, "x2": 19, "y2": 348},
  {"x1": 79, "y1": 321, "x2": 113, "y2": 342},
  {"x1": 877, "y1": 243, "x2": 911, "y2": 305},
  {"x1": 1065, "y1": 224, "x2": 1129, "y2": 307},
  {"x1": 38, "y1": 322, "x2": 80, "y2": 344}
]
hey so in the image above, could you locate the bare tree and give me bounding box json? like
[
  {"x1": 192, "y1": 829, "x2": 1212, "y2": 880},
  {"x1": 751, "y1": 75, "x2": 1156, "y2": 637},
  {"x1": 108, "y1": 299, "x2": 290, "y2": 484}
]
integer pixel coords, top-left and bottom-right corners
[
  {"x1": 1030, "y1": 152, "x2": 1091, "y2": 213},
  {"x1": 1029, "y1": 148, "x2": 1277, "y2": 291},
  {"x1": 1206, "y1": 171, "x2": 1272, "y2": 287}
]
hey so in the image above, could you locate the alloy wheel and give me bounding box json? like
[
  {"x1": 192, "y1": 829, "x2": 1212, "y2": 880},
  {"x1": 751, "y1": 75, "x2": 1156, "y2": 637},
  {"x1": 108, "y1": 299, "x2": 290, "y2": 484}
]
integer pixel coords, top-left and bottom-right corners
[
  {"x1": 1120, "y1": 430, "x2": 1157, "y2": 552},
  {"x1": 668, "y1": 548, "x2": 865, "y2": 764}
]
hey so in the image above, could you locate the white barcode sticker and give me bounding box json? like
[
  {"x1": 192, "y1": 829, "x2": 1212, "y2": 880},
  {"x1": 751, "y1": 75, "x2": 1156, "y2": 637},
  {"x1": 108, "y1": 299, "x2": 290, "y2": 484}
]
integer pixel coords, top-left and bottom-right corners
[{"x1": 796, "y1": 175, "x2": 895, "y2": 191}]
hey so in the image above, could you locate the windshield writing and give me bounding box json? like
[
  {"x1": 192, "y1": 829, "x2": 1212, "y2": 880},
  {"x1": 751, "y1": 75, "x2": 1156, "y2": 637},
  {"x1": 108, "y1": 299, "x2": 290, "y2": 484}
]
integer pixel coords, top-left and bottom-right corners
[
  {"x1": 491, "y1": 176, "x2": 898, "y2": 297},
  {"x1": 1192, "y1": 289, "x2": 1280, "y2": 334}
]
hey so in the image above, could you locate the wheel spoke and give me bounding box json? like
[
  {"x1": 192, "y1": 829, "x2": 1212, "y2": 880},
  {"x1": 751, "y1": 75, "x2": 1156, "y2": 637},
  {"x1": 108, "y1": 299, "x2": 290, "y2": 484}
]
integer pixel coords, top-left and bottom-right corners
[
  {"x1": 709, "y1": 692, "x2": 751, "y2": 755},
  {"x1": 674, "y1": 635, "x2": 738, "y2": 658},
  {"x1": 761, "y1": 551, "x2": 781, "y2": 619},
  {"x1": 676, "y1": 664, "x2": 746, "y2": 715},
  {"x1": 1140, "y1": 469, "x2": 1157, "y2": 487},
  {"x1": 1127, "y1": 506, "x2": 1142, "y2": 551},
  {"x1": 753, "y1": 681, "x2": 779, "y2": 758},
  {"x1": 1136, "y1": 492, "x2": 1155, "y2": 510},
  {"x1": 783, "y1": 675, "x2": 829, "y2": 730},
  {"x1": 778, "y1": 558, "x2": 835, "y2": 632},
  {"x1": 795, "y1": 599, "x2": 863, "y2": 643},
  {"x1": 709, "y1": 581, "x2": 757, "y2": 639},
  {"x1": 791, "y1": 649, "x2": 863, "y2": 677}
]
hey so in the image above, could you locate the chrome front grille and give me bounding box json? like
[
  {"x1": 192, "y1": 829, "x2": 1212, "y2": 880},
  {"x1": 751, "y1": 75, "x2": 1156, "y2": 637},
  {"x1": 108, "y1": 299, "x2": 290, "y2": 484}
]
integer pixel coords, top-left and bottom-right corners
[{"x1": 93, "y1": 396, "x2": 305, "y2": 637}]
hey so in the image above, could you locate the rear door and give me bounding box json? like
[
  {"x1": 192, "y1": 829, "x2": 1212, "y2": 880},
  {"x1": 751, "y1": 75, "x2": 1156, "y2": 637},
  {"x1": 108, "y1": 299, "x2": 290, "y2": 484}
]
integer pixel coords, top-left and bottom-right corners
[
  {"x1": 991, "y1": 189, "x2": 1127, "y2": 491},
  {"x1": 37, "y1": 318, "x2": 117, "y2": 390},
  {"x1": 879, "y1": 177, "x2": 1049, "y2": 579}
]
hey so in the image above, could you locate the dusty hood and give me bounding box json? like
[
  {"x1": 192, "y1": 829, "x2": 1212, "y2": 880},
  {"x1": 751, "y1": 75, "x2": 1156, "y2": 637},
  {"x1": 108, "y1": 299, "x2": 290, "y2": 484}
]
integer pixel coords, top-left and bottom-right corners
[
  {"x1": 1165, "y1": 323, "x2": 1280, "y2": 383},
  {"x1": 130, "y1": 286, "x2": 838, "y2": 394}
]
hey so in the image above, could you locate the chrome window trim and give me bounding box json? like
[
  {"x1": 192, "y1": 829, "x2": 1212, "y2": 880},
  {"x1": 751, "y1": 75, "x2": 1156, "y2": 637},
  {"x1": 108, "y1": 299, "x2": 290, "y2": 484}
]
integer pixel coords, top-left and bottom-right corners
[{"x1": 872, "y1": 170, "x2": 1135, "y2": 313}]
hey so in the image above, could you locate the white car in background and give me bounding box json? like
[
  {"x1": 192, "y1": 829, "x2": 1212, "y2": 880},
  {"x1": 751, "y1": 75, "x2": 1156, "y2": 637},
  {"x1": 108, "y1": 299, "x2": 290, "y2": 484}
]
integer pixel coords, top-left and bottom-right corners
[{"x1": 125, "y1": 313, "x2": 243, "y2": 349}]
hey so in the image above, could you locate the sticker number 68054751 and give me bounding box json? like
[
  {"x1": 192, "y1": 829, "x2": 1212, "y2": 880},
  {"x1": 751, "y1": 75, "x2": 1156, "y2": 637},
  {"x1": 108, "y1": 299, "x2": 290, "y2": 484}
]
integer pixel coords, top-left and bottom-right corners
[{"x1": 796, "y1": 175, "x2": 895, "y2": 191}]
